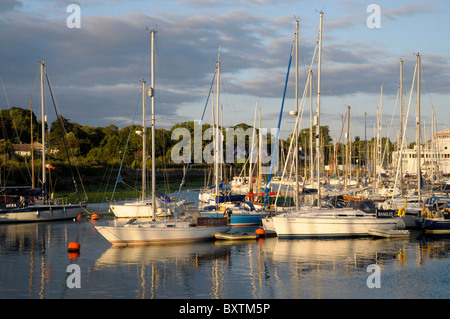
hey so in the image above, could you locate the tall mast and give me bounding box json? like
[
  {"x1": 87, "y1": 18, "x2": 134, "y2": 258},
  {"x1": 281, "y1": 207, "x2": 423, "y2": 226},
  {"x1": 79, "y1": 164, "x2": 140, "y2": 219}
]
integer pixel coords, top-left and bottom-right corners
[
  {"x1": 30, "y1": 95, "x2": 35, "y2": 189},
  {"x1": 40, "y1": 60, "x2": 46, "y2": 202},
  {"x1": 141, "y1": 79, "x2": 146, "y2": 201},
  {"x1": 215, "y1": 49, "x2": 220, "y2": 209},
  {"x1": 295, "y1": 19, "x2": 299, "y2": 210},
  {"x1": 150, "y1": 29, "x2": 156, "y2": 220},
  {"x1": 399, "y1": 59, "x2": 403, "y2": 182},
  {"x1": 416, "y1": 53, "x2": 421, "y2": 201},
  {"x1": 309, "y1": 69, "x2": 313, "y2": 185},
  {"x1": 364, "y1": 112, "x2": 367, "y2": 186},
  {"x1": 316, "y1": 11, "x2": 323, "y2": 208},
  {"x1": 249, "y1": 103, "x2": 258, "y2": 194},
  {"x1": 345, "y1": 106, "x2": 350, "y2": 190}
]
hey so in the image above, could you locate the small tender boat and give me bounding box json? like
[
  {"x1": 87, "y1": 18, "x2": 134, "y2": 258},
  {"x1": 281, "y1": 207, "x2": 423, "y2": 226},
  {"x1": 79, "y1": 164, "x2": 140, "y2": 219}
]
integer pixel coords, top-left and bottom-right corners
[
  {"x1": 214, "y1": 232, "x2": 258, "y2": 241},
  {"x1": 368, "y1": 228, "x2": 410, "y2": 238}
]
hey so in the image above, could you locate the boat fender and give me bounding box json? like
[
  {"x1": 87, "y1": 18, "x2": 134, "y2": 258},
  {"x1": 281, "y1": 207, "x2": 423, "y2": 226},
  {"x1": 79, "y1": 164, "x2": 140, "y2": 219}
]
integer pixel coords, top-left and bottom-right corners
[
  {"x1": 398, "y1": 207, "x2": 406, "y2": 217},
  {"x1": 421, "y1": 210, "x2": 431, "y2": 218}
]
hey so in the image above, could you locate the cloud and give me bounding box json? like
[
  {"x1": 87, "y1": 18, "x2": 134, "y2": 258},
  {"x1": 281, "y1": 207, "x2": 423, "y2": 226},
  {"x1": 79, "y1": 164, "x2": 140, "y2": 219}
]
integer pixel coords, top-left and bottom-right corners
[
  {"x1": 0, "y1": 0, "x2": 22, "y2": 12},
  {"x1": 0, "y1": 0, "x2": 449, "y2": 138}
]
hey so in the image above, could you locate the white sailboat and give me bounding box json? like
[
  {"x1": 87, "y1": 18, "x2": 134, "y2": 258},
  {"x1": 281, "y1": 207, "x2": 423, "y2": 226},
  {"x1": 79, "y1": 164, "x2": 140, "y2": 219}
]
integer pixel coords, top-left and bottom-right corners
[
  {"x1": 95, "y1": 30, "x2": 230, "y2": 245},
  {"x1": 108, "y1": 79, "x2": 177, "y2": 218},
  {"x1": 0, "y1": 61, "x2": 86, "y2": 223},
  {"x1": 270, "y1": 12, "x2": 404, "y2": 238},
  {"x1": 109, "y1": 31, "x2": 184, "y2": 219},
  {"x1": 379, "y1": 54, "x2": 425, "y2": 228}
]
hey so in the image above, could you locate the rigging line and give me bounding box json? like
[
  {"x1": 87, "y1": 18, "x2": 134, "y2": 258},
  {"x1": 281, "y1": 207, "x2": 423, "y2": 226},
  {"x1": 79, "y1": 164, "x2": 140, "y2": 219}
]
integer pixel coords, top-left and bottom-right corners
[
  {"x1": 264, "y1": 42, "x2": 294, "y2": 209},
  {"x1": 175, "y1": 68, "x2": 217, "y2": 200},
  {"x1": 110, "y1": 32, "x2": 154, "y2": 201},
  {"x1": 0, "y1": 74, "x2": 14, "y2": 185},
  {"x1": 111, "y1": 87, "x2": 140, "y2": 201},
  {"x1": 393, "y1": 62, "x2": 417, "y2": 193},
  {"x1": 380, "y1": 88, "x2": 399, "y2": 169},
  {"x1": 43, "y1": 66, "x2": 83, "y2": 201},
  {"x1": 274, "y1": 63, "x2": 311, "y2": 206},
  {"x1": 272, "y1": 36, "x2": 319, "y2": 208},
  {"x1": 328, "y1": 110, "x2": 347, "y2": 182},
  {"x1": 111, "y1": 88, "x2": 141, "y2": 201}
]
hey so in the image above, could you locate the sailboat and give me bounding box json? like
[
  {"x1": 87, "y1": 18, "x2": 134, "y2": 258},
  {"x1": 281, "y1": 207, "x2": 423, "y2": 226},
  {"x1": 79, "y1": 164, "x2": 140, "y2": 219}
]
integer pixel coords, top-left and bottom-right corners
[
  {"x1": 378, "y1": 54, "x2": 426, "y2": 228},
  {"x1": 0, "y1": 61, "x2": 86, "y2": 223},
  {"x1": 415, "y1": 196, "x2": 450, "y2": 233},
  {"x1": 108, "y1": 79, "x2": 177, "y2": 218},
  {"x1": 109, "y1": 31, "x2": 184, "y2": 219},
  {"x1": 270, "y1": 12, "x2": 404, "y2": 238},
  {"x1": 94, "y1": 30, "x2": 230, "y2": 245},
  {"x1": 197, "y1": 51, "x2": 267, "y2": 226}
]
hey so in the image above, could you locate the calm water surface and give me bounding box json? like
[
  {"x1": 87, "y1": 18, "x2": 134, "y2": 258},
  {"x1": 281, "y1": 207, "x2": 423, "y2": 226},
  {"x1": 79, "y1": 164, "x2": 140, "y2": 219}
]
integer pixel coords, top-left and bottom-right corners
[{"x1": 1, "y1": 212, "x2": 449, "y2": 299}]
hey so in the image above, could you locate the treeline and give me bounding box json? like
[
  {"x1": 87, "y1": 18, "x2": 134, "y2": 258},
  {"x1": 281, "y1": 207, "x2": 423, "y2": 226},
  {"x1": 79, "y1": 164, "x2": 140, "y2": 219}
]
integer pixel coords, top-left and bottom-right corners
[
  {"x1": 1, "y1": 106, "x2": 396, "y2": 173},
  {"x1": 0, "y1": 107, "x2": 275, "y2": 170}
]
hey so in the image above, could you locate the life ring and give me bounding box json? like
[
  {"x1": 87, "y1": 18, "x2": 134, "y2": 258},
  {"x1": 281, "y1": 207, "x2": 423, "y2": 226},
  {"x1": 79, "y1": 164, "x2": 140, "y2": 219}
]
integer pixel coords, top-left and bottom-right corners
[
  {"x1": 421, "y1": 209, "x2": 431, "y2": 218},
  {"x1": 398, "y1": 207, "x2": 406, "y2": 217}
]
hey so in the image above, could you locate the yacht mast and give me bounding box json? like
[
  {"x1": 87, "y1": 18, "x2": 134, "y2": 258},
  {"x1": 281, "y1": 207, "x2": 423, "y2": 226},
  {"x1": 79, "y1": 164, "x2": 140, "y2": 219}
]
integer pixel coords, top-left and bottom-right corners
[
  {"x1": 30, "y1": 95, "x2": 35, "y2": 189},
  {"x1": 416, "y1": 53, "x2": 421, "y2": 201},
  {"x1": 215, "y1": 49, "x2": 220, "y2": 209},
  {"x1": 141, "y1": 79, "x2": 146, "y2": 201},
  {"x1": 345, "y1": 106, "x2": 350, "y2": 190},
  {"x1": 40, "y1": 60, "x2": 46, "y2": 202},
  {"x1": 399, "y1": 59, "x2": 404, "y2": 184},
  {"x1": 150, "y1": 29, "x2": 156, "y2": 220},
  {"x1": 295, "y1": 19, "x2": 299, "y2": 210},
  {"x1": 316, "y1": 11, "x2": 323, "y2": 208},
  {"x1": 309, "y1": 69, "x2": 313, "y2": 185}
]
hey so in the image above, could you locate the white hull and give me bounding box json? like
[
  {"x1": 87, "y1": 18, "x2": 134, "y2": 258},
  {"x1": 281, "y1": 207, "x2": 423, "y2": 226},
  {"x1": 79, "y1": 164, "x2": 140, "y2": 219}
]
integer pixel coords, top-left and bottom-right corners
[
  {"x1": 95, "y1": 220, "x2": 231, "y2": 246},
  {"x1": 110, "y1": 202, "x2": 170, "y2": 218},
  {"x1": 272, "y1": 208, "x2": 403, "y2": 238},
  {"x1": 261, "y1": 216, "x2": 277, "y2": 235},
  {"x1": 0, "y1": 204, "x2": 85, "y2": 223}
]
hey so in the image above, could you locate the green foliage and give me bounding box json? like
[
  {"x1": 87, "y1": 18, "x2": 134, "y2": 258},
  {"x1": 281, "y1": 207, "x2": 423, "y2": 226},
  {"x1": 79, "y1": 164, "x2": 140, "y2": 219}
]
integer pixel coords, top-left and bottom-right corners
[{"x1": 1, "y1": 106, "x2": 393, "y2": 173}]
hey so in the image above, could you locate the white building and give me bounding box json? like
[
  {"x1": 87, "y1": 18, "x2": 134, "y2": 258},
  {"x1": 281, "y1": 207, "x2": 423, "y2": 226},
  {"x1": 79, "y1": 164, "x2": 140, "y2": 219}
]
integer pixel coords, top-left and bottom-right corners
[{"x1": 393, "y1": 131, "x2": 450, "y2": 177}]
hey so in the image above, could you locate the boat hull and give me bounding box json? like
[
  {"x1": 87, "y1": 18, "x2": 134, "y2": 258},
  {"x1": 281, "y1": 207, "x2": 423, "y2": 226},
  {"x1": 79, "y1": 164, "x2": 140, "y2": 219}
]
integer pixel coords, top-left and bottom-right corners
[
  {"x1": 0, "y1": 204, "x2": 85, "y2": 223},
  {"x1": 261, "y1": 216, "x2": 277, "y2": 236},
  {"x1": 200, "y1": 211, "x2": 266, "y2": 226},
  {"x1": 95, "y1": 219, "x2": 231, "y2": 246},
  {"x1": 415, "y1": 218, "x2": 450, "y2": 234},
  {"x1": 110, "y1": 203, "x2": 168, "y2": 218},
  {"x1": 272, "y1": 209, "x2": 402, "y2": 238}
]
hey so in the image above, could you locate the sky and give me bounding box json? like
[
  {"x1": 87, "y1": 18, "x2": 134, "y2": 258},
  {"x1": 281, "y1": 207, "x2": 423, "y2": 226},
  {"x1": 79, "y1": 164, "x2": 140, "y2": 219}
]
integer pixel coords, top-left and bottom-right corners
[{"x1": 1, "y1": 0, "x2": 450, "y2": 144}]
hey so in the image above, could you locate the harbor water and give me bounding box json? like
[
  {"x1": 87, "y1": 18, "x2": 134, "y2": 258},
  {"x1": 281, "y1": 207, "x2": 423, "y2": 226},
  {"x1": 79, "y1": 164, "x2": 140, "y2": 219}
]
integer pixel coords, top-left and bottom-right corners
[
  {"x1": 1, "y1": 217, "x2": 449, "y2": 300},
  {"x1": 0, "y1": 191, "x2": 449, "y2": 301}
]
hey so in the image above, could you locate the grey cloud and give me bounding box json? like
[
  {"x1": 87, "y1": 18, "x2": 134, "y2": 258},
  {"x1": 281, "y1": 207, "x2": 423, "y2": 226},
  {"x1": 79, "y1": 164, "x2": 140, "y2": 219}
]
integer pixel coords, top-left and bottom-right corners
[
  {"x1": 0, "y1": 2, "x2": 448, "y2": 132},
  {"x1": 0, "y1": 0, "x2": 22, "y2": 12}
]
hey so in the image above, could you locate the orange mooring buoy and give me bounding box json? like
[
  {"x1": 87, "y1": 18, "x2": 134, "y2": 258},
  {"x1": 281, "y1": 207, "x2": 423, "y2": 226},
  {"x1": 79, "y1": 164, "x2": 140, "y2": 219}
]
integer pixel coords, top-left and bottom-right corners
[
  {"x1": 67, "y1": 242, "x2": 81, "y2": 259},
  {"x1": 68, "y1": 242, "x2": 81, "y2": 252},
  {"x1": 255, "y1": 228, "x2": 265, "y2": 237},
  {"x1": 90, "y1": 214, "x2": 99, "y2": 221}
]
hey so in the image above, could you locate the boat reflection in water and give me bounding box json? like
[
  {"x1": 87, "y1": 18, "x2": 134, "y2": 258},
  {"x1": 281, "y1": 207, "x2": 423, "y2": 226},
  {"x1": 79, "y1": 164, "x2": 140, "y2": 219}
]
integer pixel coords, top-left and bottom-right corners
[
  {"x1": 1, "y1": 220, "x2": 450, "y2": 299},
  {"x1": 94, "y1": 242, "x2": 232, "y2": 299}
]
